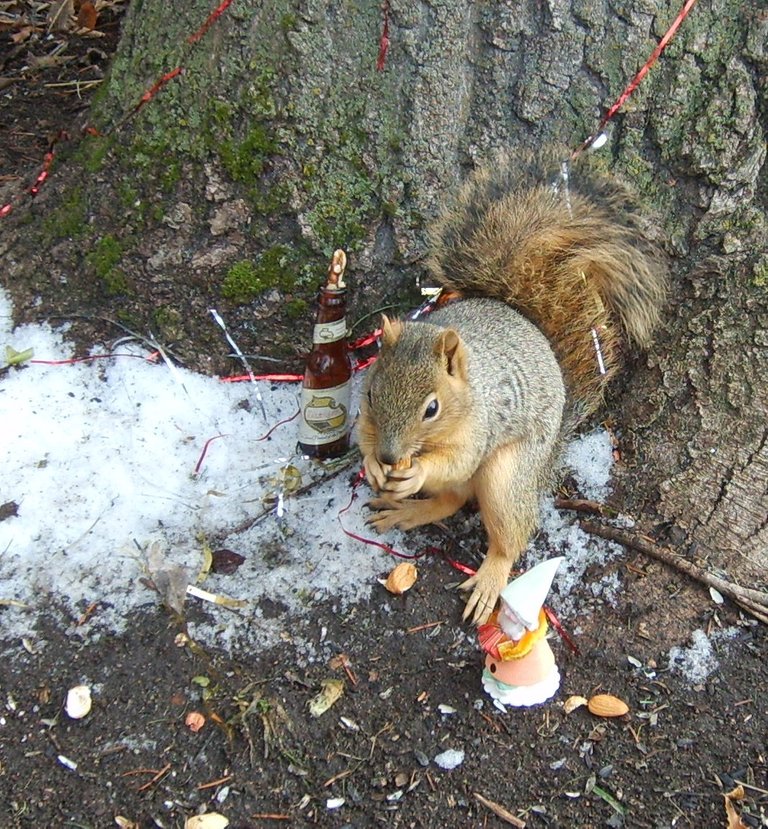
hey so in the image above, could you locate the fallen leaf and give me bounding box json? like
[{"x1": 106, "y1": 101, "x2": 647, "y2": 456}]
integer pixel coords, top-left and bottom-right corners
[
  {"x1": 47, "y1": 0, "x2": 74, "y2": 31},
  {"x1": 5, "y1": 345, "x2": 34, "y2": 366},
  {"x1": 77, "y1": 1, "x2": 98, "y2": 30},
  {"x1": 10, "y1": 26, "x2": 34, "y2": 45},
  {"x1": 210, "y1": 548, "x2": 245, "y2": 575},
  {"x1": 309, "y1": 679, "x2": 344, "y2": 717},
  {"x1": 724, "y1": 786, "x2": 748, "y2": 829},
  {"x1": 146, "y1": 541, "x2": 189, "y2": 615},
  {"x1": 381, "y1": 562, "x2": 417, "y2": 595}
]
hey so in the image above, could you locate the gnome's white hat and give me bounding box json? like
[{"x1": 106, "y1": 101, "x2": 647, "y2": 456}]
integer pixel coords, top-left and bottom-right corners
[{"x1": 499, "y1": 557, "x2": 564, "y2": 630}]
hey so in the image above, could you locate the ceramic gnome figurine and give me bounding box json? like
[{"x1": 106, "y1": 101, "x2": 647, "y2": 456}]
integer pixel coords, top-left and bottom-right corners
[{"x1": 478, "y1": 556, "x2": 565, "y2": 707}]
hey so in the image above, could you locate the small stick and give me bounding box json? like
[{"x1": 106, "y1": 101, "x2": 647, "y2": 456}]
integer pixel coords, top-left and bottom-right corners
[
  {"x1": 579, "y1": 520, "x2": 768, "y2": 623},
  {"x1": 473, "y1": 792, "x2": 526, "y2": 828},
  {"x1": 406, "y1": 620, "x2": 445, "y2": 634},
  {"x1": 196, "y1": 773, "x2": 234, "y2": 790},
  {"x1": 555, "y1": 496, "x2": 615, "y2": 517}
]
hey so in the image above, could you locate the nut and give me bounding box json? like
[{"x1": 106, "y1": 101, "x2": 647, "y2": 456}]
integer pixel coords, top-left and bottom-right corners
[
  {"x1": 587, "y1": 693, "x2": 629, "y2": 718},
  {"x1": 383, "y1": 562, "x2": 417, "y2": 595}
]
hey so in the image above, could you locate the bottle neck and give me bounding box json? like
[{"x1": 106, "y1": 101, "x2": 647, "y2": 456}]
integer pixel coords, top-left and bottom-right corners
[
  {"x1": 315, "y1": 287, "x2": 347, "y2": 322},
  {"x1": 312, "y1": 287, "x2": 347, "y2": 346}
]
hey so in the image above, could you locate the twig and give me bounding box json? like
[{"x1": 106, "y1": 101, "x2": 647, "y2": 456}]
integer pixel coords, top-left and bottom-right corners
[
  {"x1": 196, "y1": 773, "x2": 234, "y2": 790},
  {"x1": 555, "y1": 496, "x2": 616, "y2": 518},
  {"x1": 579, "y1": 520, "x2": 768, "y2": 624},
  {"x1": 473, "y1": 792, "x2": 526, "y2": 827},
  {"x1": 406, "y1": 620, "x2": 446, "y2": 634}
]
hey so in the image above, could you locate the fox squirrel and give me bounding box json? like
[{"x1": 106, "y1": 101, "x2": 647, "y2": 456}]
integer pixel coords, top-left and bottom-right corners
[{"x1": 357, "y1": 150, "x2": 667, "y2": 625}]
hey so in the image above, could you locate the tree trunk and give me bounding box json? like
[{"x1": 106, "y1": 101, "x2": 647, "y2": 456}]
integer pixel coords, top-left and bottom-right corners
[{"x1": 5, "y1": 0, "x2": 767, "y2": 580}]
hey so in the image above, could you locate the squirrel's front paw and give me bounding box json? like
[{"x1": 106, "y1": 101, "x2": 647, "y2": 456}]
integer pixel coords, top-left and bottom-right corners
[
  {"x1": 459, "y1": 557, "x2": 511, "y2": 625},
  {"x1": 363, "y1": 454, "x2": 390, "y2": 493},
  {"x1": 381, "y1": 458, "x2": 426, "y2": 498},
  {"x1": 367, "y1": 496, "x2": 422, "y2": 532}
]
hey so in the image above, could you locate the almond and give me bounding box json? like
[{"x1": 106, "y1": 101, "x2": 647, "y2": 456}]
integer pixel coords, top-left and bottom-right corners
[
  {"x1": 587, "y1": 693, "x2": 629, "y2": 718},
  {"x1": 383, "y1": 561, "x2": 417, "y2": 595}
]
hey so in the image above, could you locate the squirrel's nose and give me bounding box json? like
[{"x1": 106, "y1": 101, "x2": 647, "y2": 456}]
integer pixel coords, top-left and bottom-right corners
[{"x1": 378, "y1": 450, "x2": 397, "y2": 466}]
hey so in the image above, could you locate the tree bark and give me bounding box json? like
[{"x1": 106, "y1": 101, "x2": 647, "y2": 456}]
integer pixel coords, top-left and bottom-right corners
[{"x1": 5, "y1": 0, "x2": 767, "y2": 581}]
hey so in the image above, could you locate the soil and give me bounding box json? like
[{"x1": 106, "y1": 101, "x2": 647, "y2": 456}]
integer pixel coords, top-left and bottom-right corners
[{"x1": 1, "y1": 5, "x2": 767, "y2": 829}]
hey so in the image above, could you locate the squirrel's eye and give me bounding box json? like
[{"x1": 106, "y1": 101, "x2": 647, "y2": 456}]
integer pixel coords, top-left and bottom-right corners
[{"x1": 423, "y1": 398, "x2": 439, "y2": 420}]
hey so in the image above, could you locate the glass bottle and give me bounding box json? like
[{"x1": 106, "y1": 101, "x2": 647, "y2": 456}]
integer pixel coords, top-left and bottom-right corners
[{"x1": 297, "y1": 250, "x2": 352, "y2": 459}]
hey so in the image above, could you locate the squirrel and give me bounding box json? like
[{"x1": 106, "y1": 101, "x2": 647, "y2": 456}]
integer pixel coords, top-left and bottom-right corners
[{"x1": 356, "y1": 149, "x2": 667, "y2": 625}]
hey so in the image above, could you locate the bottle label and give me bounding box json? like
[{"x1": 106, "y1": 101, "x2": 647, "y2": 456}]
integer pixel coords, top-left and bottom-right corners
[
  {"x1": 312, "y1": 318, "x2": 347, "y2": 345},
  {"x1": 297, "y1": 380, "x2": 352, "y2": 446}
]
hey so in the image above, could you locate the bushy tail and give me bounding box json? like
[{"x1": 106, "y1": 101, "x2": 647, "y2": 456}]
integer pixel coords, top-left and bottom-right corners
[{"x1": 425, "y1": 150, "x2": 667, "y2": 416}]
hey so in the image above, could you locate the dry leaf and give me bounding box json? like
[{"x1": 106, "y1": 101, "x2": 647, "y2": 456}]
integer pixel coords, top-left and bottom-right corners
[
  {"x1": 185, "y1": 711, "x2": 205, "y2": 733},
  {"x1": 564, "y1": 694, "x2": 588, "y2": 714},
  {"x1": 210, "y1": 548, "x2": 245, "y2": 575},
  {"x1": 309, "y1": 679, "x2": 344, "y2": 717},
  {"x1": 146, "y1": 541, "x2": 189, "y2": 615},
  {"x1": 724, "y1": 786, "x2": 748, "y2": 829},
  {"x1": 382, "y1": 562, "x2": 417, "y2": 595},
  {"x1": 77, "y1": 1, "x2": 98, "y2": 30},
  {"x1": 10, "y1": 26, "x2": 34, "y2": 45},
  {"x1": 47, "y1": 0, "x2": 75, "y2": 31}
]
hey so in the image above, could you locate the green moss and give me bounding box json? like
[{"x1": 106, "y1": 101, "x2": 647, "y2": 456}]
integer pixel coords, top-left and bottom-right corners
[
  {"x1": 300, "y1": 148, "x2": 377, "y2": 254},
  {"x1": 86, "y1": 234, "x2": 131, "y2": 295},
  {"x1": 102, "y1": 268, "x2": 131, "y2": 296},
  {"x1": 77, "y1": 135, "x2": 113, "y2": 174},
  {"x1": 219, "y1": 124, "x2": 276, "y2": 183},
  {"x1": 222, "y1": 246, "x2": 298, "y2": 304},
  {"x1": 284, "y1": 298, "x2": 308, "y2": 319},
  {"x1": 153, "y1": 305, "x2": 185, "y2": 340},
  {"x1": 87, "y1": 234, "x2": 123, "y2": 278},
  {"x1": 753, "y1": 258, "x2": 768, "y2": 288},
  {"x1": 41, "y1": 186, "x2": 88, "y2": 244}
]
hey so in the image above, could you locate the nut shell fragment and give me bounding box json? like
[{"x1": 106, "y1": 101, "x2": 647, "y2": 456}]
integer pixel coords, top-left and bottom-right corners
[
  {"x1": 587, "y1": 693, "x2": 629, "y2": 718},
  {"x1": 64, "y1": 685, "x2": 92, "y2": 719},
  {"x1": 383, "y1": 562, "x2": 417, "y2": 595},
  {"x1": 564, "y1": 694, "x2": 588, "y2": 714}
]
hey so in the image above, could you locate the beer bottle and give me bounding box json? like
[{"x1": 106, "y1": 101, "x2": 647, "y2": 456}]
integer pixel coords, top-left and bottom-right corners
[{"x1": 297, "y1": 250, "x2": 353, "y2": 459}]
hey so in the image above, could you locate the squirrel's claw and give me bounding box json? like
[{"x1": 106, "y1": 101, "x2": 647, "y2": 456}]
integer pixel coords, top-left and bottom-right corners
[
  {"x1": 459, "y1": 557, "x2": 510, "y2": 625},
  {"x1": 366, "y1": 496, "x2": 423, "y2": 532}
]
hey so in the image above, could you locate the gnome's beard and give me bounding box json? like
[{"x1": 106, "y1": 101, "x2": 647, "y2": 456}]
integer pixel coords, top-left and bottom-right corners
[{"x1": 499, "y1": 605, "x2": 530, "y2": 641}]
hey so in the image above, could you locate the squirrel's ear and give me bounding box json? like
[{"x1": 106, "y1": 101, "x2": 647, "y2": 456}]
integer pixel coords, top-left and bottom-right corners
[
  {"x1": 381, "y1": 314, "x2": 403, "y2": 347},
  {"x1": 435, "y1": 328, "x2": 467, "y2": 380}
]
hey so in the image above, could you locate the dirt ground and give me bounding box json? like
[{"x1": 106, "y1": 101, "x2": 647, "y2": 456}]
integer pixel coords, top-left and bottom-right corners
[{"x1": 1, "y1": 5, "x2": 767, "y2": 828}]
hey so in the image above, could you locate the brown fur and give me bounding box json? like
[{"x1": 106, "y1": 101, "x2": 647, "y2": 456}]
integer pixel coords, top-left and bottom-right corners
[{"x1": 425, "y1": 154, "x2": 667, "y2": 417}]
